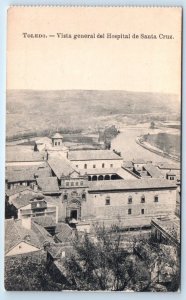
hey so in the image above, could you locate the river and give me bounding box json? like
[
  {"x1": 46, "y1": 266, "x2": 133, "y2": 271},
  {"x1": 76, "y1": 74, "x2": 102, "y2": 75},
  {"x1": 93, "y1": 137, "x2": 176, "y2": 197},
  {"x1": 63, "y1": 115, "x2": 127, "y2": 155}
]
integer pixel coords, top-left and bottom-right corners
[{"x1": 111, "y1": 125, "x2": 179, "y2": 163}]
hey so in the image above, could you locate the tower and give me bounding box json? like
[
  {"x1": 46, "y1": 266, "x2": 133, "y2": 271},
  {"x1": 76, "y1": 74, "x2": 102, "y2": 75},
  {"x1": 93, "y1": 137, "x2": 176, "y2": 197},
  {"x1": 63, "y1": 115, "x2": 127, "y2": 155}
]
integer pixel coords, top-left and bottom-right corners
[{"x1": 51, "y1": 132, "x2": 63, "y2": 147}]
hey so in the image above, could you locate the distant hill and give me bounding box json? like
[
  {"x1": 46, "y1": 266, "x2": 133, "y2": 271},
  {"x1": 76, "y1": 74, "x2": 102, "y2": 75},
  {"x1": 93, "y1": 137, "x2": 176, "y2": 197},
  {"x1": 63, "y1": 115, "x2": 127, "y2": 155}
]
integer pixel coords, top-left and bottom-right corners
[{"x1": 6, "y1": 89, "x2": 180, "y2": 138}]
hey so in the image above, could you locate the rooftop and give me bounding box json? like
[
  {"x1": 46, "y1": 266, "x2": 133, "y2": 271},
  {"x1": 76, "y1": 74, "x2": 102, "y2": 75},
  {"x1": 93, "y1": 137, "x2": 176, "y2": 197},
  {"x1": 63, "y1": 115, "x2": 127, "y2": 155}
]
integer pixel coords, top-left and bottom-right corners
[
  {"x1": 11, "y1": 192, "x2": 44, "y2": 209},
  {"x1": 33, "y1": 216, "x2": 56, "y2": 227},
  {"x1": 6, "y1": 148, "x2": 44, "y2": 163},
  {"x1": 157, "y1": 162, "x2": 180, "y2": 170},
  {"x1": 6, "y1": 170, "x2": 35, "y2": 183},
  {"x1": 68, "y1": 150, "x2": 123, "y2": 161},
  {"x1": 36, "y1": 177, "x2": 59, "y2": 193},
  {"x1": 52, "y1": 132, "x2": 63, "y2": 139},
  {"x1": 132, "y1": 159, "x2": 146, "y2": 164},
  {"x1": 5, "y1": 219, "x2": 42, "y2": 254},
  {"x1": 152, "y1": 216, "x2": 180, "y2": 244},
  {"x1": 5, "y1": 186, "x2": 32, "y2": 197},
  {"x1": 88, "y1": 178, "x2": 177, "y2": 192},
  {"x1": 48, "y1": 157, "x2": 77, "y2": 178},
  {"x1": 144, "y1": 164, "x2": 164, "y2": 178},
  {"x1": 55, "y1": 222, "x2": 73, "y2": 243}
]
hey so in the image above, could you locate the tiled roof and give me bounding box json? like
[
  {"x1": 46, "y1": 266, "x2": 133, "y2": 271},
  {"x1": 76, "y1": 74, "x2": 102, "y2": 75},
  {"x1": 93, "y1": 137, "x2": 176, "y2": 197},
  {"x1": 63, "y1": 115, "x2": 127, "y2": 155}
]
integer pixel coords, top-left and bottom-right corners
[
  {"x1": 33, "y1": 216, "x2": 56, "y2": 227},
  {"x1": 88, "y1": 178, "x2": 177, "y2": 192},
  {"x1": 37, "y1": 177, "x2": 59, "y2": 192},
  {"x1": 11, "y1": 192, "x2": 42, "y2": 209},
  {"x1": 166, "y1": 170, "x2": 177, "y2": 176},
  {"x1": 48, "y1": 157, "x2": 77, "y2": 178},
  {"x1": 5, "y1": 186, "x2": 31, "y2": 197},
  {"x1": 5, "y1": 219, "x2": 42, "y2": 254},
  {"x1": 157, "y1": 162, "x2": 180, "y2": 170},
  {"x1": 6, "y1": 170, "x2": 35, "y2": 183},
  {"x1": 144, "y1": 164, "x2": 164, "y2": 178},
  {"x1": 47, "y1": 243, "x2": 73, "y2": 259},
  {"x1": 52, "y1": 133, "x2": 63, "y2": 139},
  {"x1": 123, "y1": 161, "x2": 133, "y2": 168},
  {"x1": 6, "y1": 165, "x2": 51, "y2": 183},
  {"x1": 6, "y1": 149, "x2": 44, "y2": 162},
  {"x1": 68, "y1": 150, "x2": 123, "y2": 161},
  {"x1": 132, "y1": 159, "x2": 146, "y2": 164},
  {"x1": 31, "y1": 221, "x2": 54, "y2": 244},
  {"x1": 55, "y1": 222, "x2": 73, "y2": 243},
  {"x1": 35, "y1": 166, "x2": 52, "y2": 178}
]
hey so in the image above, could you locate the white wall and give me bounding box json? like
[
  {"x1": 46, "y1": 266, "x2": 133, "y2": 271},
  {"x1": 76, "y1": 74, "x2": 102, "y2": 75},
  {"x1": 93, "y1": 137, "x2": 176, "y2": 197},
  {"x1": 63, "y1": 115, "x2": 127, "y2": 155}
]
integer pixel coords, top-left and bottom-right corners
[
  {"x1": 71, "y1": 159, "x2": 122, "y2": 170},
  {"x1": 6, "y1": 241, "x2": 40, "y2": 256},
  {"x1": 82, "y1": 188, "x2": 177, "y2": 226}
]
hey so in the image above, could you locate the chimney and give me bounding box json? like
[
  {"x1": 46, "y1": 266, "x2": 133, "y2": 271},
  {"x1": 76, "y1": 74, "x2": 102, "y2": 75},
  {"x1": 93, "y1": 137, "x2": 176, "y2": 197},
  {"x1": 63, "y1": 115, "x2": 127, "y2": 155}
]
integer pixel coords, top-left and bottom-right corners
[{"x1": 21, "y1": 217, "x2": 31, "y2": 230}]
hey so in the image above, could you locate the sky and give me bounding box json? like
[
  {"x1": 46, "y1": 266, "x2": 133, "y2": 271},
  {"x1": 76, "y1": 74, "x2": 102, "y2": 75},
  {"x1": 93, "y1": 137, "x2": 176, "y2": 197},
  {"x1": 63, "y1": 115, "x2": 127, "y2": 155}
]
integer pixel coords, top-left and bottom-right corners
[{"x1": 7, "y1": 7, "x2": 182, "y2": 94}]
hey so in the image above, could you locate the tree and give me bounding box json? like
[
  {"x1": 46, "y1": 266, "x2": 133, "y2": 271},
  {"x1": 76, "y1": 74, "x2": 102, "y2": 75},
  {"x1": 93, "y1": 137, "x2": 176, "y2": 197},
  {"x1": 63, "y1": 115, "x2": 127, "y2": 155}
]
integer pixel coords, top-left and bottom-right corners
[
  {"x1": 5, "y1": 255, "x2": 63, "y2": 291},
  {"x1": 133, "y1": 237, "x2": 180, "y2": 292},
  {"x1": 63, "y1": 224, "x2": 150, "y2": 291}
]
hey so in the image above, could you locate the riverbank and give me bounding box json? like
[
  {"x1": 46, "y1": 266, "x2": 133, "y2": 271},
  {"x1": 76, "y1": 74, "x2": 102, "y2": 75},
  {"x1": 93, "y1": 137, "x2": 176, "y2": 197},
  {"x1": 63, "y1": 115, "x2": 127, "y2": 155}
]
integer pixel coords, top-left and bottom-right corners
[{"x1": 136, "y1": 136, "x2": 180, "y2": 163}]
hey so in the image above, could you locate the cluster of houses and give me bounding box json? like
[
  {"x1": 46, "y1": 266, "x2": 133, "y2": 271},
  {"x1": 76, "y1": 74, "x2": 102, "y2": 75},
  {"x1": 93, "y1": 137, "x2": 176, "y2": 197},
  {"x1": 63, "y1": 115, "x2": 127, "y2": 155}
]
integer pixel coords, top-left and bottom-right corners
[{"x1": 5, "y1": 132, "x2": 181, "y2": 282}]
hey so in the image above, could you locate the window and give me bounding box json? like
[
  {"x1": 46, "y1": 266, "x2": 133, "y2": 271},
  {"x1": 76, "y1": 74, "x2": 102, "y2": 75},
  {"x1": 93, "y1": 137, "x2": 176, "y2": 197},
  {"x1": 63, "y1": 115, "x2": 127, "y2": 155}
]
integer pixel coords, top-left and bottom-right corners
[
  {"x1": 141, "y1": 209, "x2": 145, "y2": 215},
  {"x1": 76, "y1": 182, "x2": 79, "y2": 186},
  {"x1": 55, "y1": 142, "x2": 57, "y2": 146},
  {"x1": 63, "y1": 194, "x2": 68, "y2": 200},
  {"x1": 110, "y1": 164, "x2": 113, "y2": 168},
  {"x1": 58, "y1": 142, "x2": 60, "y2": 146},
  {"x1": 128, "y1": 208, "x2": 132, "y2": 215},
  {"x1": 71, "y1": 182, "x2": 74, "y2": 186},
  {"x1": 82, "y1": 193, "x2": 86, "y2": 200},
  {"x1": 105, "y1": 197, "x2": 110, "y2": 205},
  {"x1": 93, "y1": 164, "x2": 96, "y2": 168},
  {"x1": 84, "y1": 164, "x2": 87, "y2": 169},
  {"x1": 154, "y1": 195, "x2": 159, "y2": 202},
  {"x1": 141, "y1": 195, "x2": 145, "y2": 203},
  {"x1": 66, "y1": 182, "x2": 69, "y2": 186},
  {"x1": 128, "y1": 196, "x2": 132, "y2": 204},
  {"x1": 80, "y1": 181, "x2": 83, "y2": 186},
  {"x1": 102, "y1": 163, "x2": 105, "y2": 168}
]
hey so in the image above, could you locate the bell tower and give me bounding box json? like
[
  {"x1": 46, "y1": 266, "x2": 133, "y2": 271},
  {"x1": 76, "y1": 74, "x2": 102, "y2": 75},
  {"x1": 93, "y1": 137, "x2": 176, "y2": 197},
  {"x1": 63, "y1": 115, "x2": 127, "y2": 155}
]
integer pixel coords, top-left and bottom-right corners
[{"x1": 51, "y1": 132, "x2": 63, "y2": 147}]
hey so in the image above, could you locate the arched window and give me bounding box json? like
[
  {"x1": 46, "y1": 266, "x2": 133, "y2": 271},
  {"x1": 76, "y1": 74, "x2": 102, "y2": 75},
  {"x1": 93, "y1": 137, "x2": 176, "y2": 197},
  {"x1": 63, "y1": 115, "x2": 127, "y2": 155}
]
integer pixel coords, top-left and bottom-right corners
[
  {"x1": 141, "y1": 195, "x2": 145, "y2": 203},
  {"x1": 84, "y1": 164, "x2": 87, "y2": 169},
  {"x1": 105, "y1": 175, "x2": 110, "y2": 180},
  {"x1": 82, "y1": 193, "x2": 86, "y2": 200},
  {"x1": 98, "y1": 175, "x2": 104, "y2": 181},
  {"x1": 92, "y1": 176, "x2": 97, "y2": 181},
  {"x1": 63, "y1": 194, "x2": 68, "y2": 201},
  {"x1": 128, "y1": 196, "x2": 132, "y2": 204}
]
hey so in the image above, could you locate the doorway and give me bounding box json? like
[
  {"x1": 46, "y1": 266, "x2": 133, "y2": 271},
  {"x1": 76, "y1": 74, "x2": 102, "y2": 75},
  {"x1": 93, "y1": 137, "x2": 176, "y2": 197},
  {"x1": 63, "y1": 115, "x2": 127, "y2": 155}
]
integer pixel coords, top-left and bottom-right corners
[{"x1": 70, "y1": 209, "x2": 78, "y2": 220}]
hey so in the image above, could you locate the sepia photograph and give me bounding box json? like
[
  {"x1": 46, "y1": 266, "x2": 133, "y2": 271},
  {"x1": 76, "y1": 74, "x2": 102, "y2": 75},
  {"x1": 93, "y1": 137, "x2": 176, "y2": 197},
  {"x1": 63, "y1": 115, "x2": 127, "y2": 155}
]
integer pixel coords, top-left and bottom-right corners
[{"x1": 5, "y1": 7, "x2": 181, "y2": 292}]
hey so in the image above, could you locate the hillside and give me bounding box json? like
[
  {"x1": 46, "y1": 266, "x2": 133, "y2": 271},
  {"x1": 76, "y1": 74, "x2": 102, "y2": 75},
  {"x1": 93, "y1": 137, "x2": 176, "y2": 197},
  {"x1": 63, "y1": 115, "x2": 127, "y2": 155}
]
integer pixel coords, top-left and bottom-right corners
[{"x1": 6, "y1": 89, "x2": 180, "y2": 138}]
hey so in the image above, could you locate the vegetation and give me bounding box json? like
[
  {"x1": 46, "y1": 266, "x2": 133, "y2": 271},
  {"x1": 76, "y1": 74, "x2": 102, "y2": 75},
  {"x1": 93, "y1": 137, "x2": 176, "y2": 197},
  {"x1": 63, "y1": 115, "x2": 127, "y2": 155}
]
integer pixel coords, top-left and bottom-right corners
[
  {"x1": 5, "y1": 256, "x2": 63, "y2": 291},
  {"x1": 4, "y1": 224, "x2": 180, "y2": 291},
  {"x1": 143, "y1": 132, "x2": 180, "y2": 157},
  {"x1": 63, "y1": 225, "x2": 180, "y2": 291}
]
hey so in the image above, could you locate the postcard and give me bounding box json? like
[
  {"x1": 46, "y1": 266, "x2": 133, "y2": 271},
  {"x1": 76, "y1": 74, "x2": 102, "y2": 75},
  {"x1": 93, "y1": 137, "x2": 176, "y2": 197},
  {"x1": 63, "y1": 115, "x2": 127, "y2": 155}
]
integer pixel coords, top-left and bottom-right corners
[{"x1": 5, "y1": 6, "x2": 182, "y2": 291}]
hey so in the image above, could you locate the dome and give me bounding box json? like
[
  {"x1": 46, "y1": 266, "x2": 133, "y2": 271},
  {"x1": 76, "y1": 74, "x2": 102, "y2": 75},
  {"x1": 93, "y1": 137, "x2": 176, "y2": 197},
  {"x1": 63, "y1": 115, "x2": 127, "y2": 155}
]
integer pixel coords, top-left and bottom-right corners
[{"x1": 52, "y1": 132, "x2": 63, "y2": 139}]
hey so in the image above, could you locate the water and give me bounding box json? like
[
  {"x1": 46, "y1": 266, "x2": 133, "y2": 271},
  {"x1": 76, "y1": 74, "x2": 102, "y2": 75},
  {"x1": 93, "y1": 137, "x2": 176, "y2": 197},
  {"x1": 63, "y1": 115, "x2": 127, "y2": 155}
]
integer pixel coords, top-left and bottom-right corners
[{"x1": 111, "y1": 126, "x2": 178, "y2": 163}]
